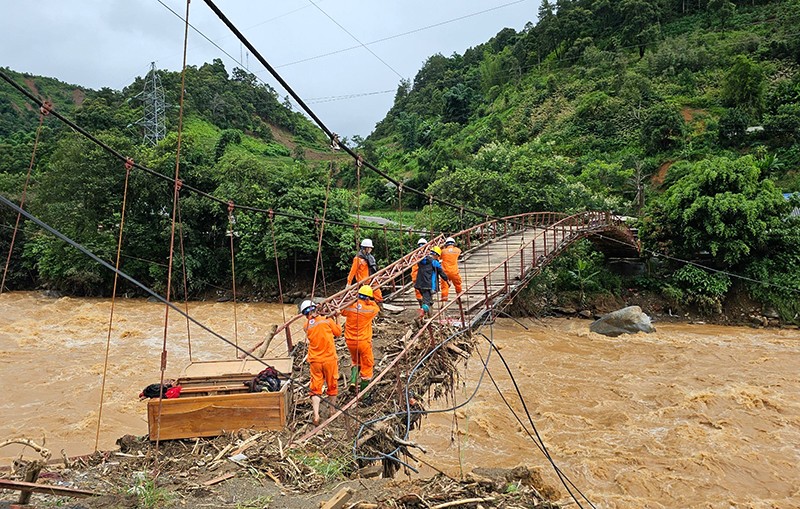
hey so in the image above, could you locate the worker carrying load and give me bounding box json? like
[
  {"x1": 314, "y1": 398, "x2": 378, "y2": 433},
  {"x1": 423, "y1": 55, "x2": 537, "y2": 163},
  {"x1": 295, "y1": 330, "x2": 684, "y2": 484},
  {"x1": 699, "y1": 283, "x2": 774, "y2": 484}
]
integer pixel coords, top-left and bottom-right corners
[
  {"x1": 341, "y1": 285, "x2": 380, "y2": 399},
  {"x1": 347, "y1": 238, "x2": 383, "y2": 302},
  {"x1": 440, "y1": 237, "x2": 463, "y2": 302},
  {"x1": 414, "y1": 245, "x2": 448, "y2": 318},
  {"x1": 411, "y1": 238, "x2": 427, "y2": 306},
  {"x1": 300, "y1": 299, "x2": 341, "y2": 426}
]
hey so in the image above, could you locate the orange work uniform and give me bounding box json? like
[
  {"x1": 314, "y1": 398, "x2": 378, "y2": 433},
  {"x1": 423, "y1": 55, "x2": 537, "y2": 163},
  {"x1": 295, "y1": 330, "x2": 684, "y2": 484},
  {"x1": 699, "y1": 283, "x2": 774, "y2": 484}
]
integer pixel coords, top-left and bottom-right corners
[
  {"x1": 303, "y1": 316, "x2": 341, "y2": 397},
  {"x1": 341, "y1": 299, "x2": 380, "y2": 380},
  {"x1": 440, "y1": 245, "x2": 463, "y2": 301},
  {"x1": 347, "y1": 256, "x2": 383, "y2": 302}
]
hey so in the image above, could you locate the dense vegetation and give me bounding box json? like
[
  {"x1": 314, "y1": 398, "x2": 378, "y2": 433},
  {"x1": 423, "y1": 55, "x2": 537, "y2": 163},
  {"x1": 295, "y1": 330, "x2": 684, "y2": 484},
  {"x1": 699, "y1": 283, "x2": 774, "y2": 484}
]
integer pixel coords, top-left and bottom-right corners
[
  {"x1": 360, "y1": 0, "x2": 800, "y2": 321},
  {"x1": 1, "y1": 0, "x2": 799, "y2": 321}
]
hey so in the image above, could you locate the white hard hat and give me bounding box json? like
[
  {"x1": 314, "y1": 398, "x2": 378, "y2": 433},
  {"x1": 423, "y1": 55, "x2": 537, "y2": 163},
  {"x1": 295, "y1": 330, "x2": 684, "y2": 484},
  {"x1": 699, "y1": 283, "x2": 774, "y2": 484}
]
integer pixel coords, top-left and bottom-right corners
[
  {"x1": 445, "y1": 237, "x2": 455, "y2": 245},
  {"x1": 360, "y1": 238, "x2": 374, "y2": 248},
  {"x1": 417, "y1": 238, "x2": 427, "y2": 246},
  {"x1": 300, "y1": 300, "x2": 315, "y2": 315}
]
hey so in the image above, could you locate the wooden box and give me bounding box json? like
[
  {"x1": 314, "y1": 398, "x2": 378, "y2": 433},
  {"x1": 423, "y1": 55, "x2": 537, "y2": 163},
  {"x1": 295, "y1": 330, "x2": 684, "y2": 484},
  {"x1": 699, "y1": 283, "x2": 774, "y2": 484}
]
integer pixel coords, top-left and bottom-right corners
[{"x1": 147, "y1": 358, "x2": 293, "y2": 441}]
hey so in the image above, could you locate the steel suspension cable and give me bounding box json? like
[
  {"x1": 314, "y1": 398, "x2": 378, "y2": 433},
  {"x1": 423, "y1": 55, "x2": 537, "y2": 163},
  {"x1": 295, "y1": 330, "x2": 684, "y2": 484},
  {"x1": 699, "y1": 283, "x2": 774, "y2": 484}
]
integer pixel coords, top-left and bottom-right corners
[
  {"x1": 94, "y1": 158, "x2": 133, "y2": 452},
  {"x1": 228, "y1": 201, "x2": 239, "y2": 354},
  {"x1": 200, "y1": 0, "x2": 529, "y2": 230},
  {"x1": 268, "y1": 211, "x2": 290, "y2": 346},
  {"x1": 0, "y1": 69, "x2": 442, "y2": 237},
  {"x1": 311, "y1": 163, "x2": 333, "y2": 299},
  {"x1": 176, "y1": 200, "x2": 193, "y2": 361},
  {"x1": 0, "y1": 194, "x2": 274, "y2": 366},
  {"x1": 155, "y1": 0, "x2": 192, "y2": 455},
  {"x1": 1, "y1": 103, "x2": 48, "y2": 294}
]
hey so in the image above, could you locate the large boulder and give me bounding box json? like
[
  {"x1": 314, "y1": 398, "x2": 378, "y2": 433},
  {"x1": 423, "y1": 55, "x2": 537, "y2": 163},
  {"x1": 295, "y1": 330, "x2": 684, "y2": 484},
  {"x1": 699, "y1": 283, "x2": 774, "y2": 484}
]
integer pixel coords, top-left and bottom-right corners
[{"x1": 589, "y1": 305, "x2": 656, "y2": 337}]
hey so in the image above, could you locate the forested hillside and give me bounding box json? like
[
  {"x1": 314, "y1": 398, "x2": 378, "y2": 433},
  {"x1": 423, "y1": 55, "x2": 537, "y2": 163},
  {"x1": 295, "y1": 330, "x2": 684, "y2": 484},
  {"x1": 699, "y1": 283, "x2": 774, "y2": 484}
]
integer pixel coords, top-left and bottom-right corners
[
  {"x1": 361, "y1": 0, "x2": 800, "y2": 321},
  {"x1": 0, "y1": 61, "x2": 369, "y2": 297},
  {"x1": 1, "y1": 1, "x2": 799, "y2": 322}
]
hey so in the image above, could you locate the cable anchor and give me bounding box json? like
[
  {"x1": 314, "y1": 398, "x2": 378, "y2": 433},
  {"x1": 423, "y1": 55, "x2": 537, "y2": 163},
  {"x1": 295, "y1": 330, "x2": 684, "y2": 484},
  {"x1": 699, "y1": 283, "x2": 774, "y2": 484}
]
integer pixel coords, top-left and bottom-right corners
[
  {"x1": 39, "y1": 101, "x2": 52, "y2": 116},
  {"x1": 124, "y1": 157, "x2": 134, "y2": 171}
]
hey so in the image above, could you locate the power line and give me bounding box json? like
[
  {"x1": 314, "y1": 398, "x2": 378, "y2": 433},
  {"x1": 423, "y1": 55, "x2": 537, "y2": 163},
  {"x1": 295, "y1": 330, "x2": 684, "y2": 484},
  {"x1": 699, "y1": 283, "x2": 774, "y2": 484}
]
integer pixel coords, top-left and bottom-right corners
[
  {"x1": 0, "y1": 193, "x2": 272, "y2": 368},
  {"x1": 307, "y1": 0, "x2": 405, "y2": 80},
  {"x1": 275, "y1": 0, "x2": 529, "y2": 70},
  {"x1": 0, "y1": 69, "x2": 441, "y2": 237},
  {"x1": 199, "y1": 0, "x2": 532, "y2": 230}
]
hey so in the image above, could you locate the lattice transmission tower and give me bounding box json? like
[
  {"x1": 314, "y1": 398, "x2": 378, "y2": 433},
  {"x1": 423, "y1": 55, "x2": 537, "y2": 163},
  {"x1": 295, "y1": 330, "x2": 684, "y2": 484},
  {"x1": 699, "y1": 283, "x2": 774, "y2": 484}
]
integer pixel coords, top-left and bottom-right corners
[{"x1": 135, "y1": 62, "x2": 166, "y2": 146}]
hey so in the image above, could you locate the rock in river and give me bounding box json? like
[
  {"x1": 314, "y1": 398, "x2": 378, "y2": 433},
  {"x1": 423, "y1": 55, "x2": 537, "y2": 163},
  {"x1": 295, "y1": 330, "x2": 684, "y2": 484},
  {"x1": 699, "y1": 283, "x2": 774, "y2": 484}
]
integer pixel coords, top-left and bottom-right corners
[{"x1": 590, "y1": 305, "x2": 656, "y2": 337}]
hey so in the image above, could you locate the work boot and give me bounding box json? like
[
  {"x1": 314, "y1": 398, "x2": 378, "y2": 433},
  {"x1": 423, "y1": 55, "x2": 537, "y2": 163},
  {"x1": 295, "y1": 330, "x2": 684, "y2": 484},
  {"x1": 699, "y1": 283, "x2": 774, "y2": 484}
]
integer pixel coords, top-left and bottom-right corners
[
  {"x1": 359, "y1": 380, "x2": 373, "y2": 405},
  {"x1": 349, "y1": 366, "x2": 359, "y2": 392}
]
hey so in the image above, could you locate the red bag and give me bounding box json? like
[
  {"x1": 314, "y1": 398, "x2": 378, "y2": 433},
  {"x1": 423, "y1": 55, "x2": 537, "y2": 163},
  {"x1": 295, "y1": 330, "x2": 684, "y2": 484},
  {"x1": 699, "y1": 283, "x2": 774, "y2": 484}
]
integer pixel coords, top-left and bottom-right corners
[{"x1": 165, "y1": 386, "x2": 182, "y2": 399}]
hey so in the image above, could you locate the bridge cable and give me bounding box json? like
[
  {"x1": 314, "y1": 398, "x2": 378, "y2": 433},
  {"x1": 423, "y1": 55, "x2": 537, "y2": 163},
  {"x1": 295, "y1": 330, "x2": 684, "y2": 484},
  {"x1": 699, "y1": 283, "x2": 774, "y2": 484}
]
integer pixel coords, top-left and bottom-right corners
[
  {"x1": 311, "y1": 163, "x2": 334, "y2": 299},
  {"x1": 268, "y1": 211, "x2": 290, "y2": 345},
  {"x1": 593, "y1": 232, "x2": 800, "y2": 296},
  {"x1": 0, "y1": 101, "x2": 48, "y2": 294},
  {"x1": 200, "y1": 0, "x2": 530, "y2": 231},
  {"x1": 155, "y1": 0, "x2": 192, "y2": 458},
  {"x1": 0, "y1": 194, "x2": 276, "y2": 366},
  {"x1": 475, "y1": 329, "x2": 596, "y2": 509},
  {"x1": 227, "y1": 201, "x2": 240, "y2": 354},
  {"x1": 94, "y1": 158, "x2": 133, "y2": 452},
  {"x1": 176, "y1": 200, "x2": 194, "y2": 361},
  {"x1": 0, "y1": 69, "x2": 441, "y2": 237}
]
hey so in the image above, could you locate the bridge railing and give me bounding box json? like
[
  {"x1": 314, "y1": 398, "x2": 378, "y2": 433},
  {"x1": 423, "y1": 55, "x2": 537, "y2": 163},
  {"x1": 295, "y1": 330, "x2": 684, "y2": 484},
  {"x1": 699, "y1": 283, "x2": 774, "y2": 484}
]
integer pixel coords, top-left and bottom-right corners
[
  {"x1": 295, "y1": 210, "x2": 640, "y2": 441},
  {"x1": 246, "y1": 210, "x2": 636, "y2": 360}
]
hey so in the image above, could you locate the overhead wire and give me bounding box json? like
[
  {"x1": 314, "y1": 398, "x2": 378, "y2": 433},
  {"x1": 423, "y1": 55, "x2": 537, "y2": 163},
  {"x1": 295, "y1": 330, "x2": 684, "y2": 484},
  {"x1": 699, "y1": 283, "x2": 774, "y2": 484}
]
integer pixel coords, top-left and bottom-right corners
[
  {"x1": 475, "y1": 328, "x2": 596, "y2": 509},
  {"x1": 307, "y1": 0, "x2": 405, "y2": 80},
  {"x1": 200, "y1": 0, "x2": 532, "y2": 231},
  {"x1": 0, "y1": 193, "x2": 275, "y2": 368},
  {"x1": 0, "y1": 69, "x2": 440, "y2": 237}
]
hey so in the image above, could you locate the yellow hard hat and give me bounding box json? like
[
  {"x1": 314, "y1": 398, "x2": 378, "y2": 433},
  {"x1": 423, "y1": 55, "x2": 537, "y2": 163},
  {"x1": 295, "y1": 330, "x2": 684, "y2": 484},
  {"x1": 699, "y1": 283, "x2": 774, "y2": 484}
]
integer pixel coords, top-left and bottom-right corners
[
  {"x1": 432, "y1": 246, "x2": 442, "y2": 256},
  {"x1": 358, "y1": 285, "x2": 374, "y2": 298}
]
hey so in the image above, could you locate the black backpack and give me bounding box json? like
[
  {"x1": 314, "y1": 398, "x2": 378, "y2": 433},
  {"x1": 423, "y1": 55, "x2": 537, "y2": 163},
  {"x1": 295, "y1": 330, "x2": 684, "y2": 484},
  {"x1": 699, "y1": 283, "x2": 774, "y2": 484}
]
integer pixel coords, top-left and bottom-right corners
[
  {"x1": 140, "y1": 383, "x2": 171, "y2": 399},
  {"x1": 245, "y1": 366, "x2": 281, "y2": 393}
]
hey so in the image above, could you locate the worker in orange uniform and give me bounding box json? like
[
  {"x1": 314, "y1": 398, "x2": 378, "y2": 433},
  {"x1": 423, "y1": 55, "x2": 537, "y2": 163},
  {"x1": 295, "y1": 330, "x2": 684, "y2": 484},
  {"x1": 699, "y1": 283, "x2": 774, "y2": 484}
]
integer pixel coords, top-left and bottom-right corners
[
  {"x1": 347, "y1": 238, "x2": 383, "y2": 302},
  {"x1": 440, "y1": 237, "x2": 463, "y2": 302},
  {"x1": 300, "y1": 299, "x2": 341, "y2": 426},
  {"x1": 341, "y1": 285, "x2": 380, "y2": 398}
]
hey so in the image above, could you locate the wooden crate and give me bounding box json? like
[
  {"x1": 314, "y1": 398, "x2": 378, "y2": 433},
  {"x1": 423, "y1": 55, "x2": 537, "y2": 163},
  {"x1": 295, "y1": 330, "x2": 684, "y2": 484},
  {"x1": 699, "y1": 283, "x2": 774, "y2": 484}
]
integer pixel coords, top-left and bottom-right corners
[{"x1": 147, "y1": 358, "x2": 293, "y2": 441}]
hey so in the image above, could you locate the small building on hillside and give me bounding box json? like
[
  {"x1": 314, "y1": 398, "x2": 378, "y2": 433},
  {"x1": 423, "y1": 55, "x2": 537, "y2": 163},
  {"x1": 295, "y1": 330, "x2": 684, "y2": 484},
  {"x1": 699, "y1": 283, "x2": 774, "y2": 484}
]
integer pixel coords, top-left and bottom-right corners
[{"x1": 784, "y1": 193, "x2": 800, "y2": 217}]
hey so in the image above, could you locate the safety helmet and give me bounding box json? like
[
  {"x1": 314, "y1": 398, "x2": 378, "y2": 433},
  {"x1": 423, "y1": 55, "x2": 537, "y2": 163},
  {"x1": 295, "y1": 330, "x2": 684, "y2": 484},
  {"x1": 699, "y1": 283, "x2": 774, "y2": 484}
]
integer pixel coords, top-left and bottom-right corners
[
  {"x1": 445, "y1": 237, "x2": 455, "y2": 245},
  {"x1": 358, "y1": 285, "x2": 374, "y2": 298},
  {"x1": 432, "y1": 246, "x2": 442, "y2": 256},
  {"x1": 417, "y1": 238, "x2": 427, "y2": 246},
  {"x1": 300, "y1": 299, "x2": 316, "y2": 316},
  {"x1": 360, "y1": 238, "x2": 374, "y2": 248}
]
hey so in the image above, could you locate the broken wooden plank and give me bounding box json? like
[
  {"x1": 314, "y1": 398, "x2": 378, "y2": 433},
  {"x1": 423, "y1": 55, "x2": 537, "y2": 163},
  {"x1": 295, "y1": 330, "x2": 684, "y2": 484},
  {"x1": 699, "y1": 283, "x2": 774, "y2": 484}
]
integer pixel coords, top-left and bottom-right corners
[
  {"x1": 0, "y1": 479, "x2": 97, "y2": 498},
  {"x1": 431, "y1": 497, "x2": 496, "y2": 509},
  {"x1": 201, "y1": 472, "x2": 236, "y2": 486},
  {"x1": 319, "y1": 487, "x2": 354, "y2": 509}
]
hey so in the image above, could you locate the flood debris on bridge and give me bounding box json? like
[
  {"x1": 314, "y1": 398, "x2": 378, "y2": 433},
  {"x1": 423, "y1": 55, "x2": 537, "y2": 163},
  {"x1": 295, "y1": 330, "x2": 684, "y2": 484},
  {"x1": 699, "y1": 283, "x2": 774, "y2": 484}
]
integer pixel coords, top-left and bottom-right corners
[{"x1": 1, "y1": 316, "x2": 562, "y2": 509}]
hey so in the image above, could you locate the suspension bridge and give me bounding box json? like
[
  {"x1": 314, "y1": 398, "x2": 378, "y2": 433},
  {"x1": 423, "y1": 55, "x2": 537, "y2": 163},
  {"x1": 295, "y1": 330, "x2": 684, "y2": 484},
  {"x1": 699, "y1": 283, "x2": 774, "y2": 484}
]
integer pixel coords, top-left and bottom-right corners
[{"x1": 0, "y1": 0, "x2": 638, "y2": 477}]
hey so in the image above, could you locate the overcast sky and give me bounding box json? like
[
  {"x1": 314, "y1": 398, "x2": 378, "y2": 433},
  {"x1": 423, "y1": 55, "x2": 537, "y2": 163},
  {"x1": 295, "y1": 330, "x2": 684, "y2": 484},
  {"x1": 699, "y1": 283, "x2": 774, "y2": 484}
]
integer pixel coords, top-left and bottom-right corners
[{"x1": 1, "y1": 0, "x2": 539, "y2": 138}]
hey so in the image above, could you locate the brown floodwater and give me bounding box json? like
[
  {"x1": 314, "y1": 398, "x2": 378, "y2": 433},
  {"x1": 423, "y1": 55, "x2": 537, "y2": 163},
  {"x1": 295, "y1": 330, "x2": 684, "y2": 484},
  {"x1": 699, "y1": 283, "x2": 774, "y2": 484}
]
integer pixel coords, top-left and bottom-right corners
[
  {"x1": 1, "y1": 292, "x2": 798, "y2": 508},
  {"x1": 410, "y1": 318, "x2": 800, "y2": 509},
  {"x1": 0, "y1": 291, "x2": 293, "y2": 461}
]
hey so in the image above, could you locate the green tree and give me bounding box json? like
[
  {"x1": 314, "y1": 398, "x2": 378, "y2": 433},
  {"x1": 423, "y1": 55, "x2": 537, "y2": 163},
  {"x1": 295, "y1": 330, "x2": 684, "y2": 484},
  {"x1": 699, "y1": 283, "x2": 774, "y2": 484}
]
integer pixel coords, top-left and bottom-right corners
[
  {"x1": 640, "y1": 103, "x2": 685, "y2": 154},
  {"x1": 641, "y1": 155, "x2": 786, "y2": 267},
  {"x1": 721, "y1": 55, "x2": 766, "y2": 116}
]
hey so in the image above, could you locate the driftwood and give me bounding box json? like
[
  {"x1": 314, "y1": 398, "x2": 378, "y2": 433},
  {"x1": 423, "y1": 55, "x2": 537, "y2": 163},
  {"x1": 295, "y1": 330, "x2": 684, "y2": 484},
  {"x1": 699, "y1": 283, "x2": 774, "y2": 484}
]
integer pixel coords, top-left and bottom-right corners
[
  {"x1": 431, "y1": 497, "x2": 496, "y2": 509},
  {"x1": 0, "y1": 478, "x2": 97, "y2": 498},
  {"x1": 201, "y1": 472, "x2": 236, "y2": 486},
  {"x1": 254, "y1": 324, "x2": 279, "y2": 358},
  {"x1": 0, "y1": 439, "x2": 52, "y2": 460}
]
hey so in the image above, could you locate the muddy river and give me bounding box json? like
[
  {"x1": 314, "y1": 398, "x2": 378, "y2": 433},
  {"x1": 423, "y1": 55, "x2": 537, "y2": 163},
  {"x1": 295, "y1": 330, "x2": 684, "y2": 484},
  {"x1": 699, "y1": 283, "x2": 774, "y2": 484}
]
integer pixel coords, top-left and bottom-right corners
[{"x1": 1, "y1": 291, "x2": 798, "y2": 508}]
